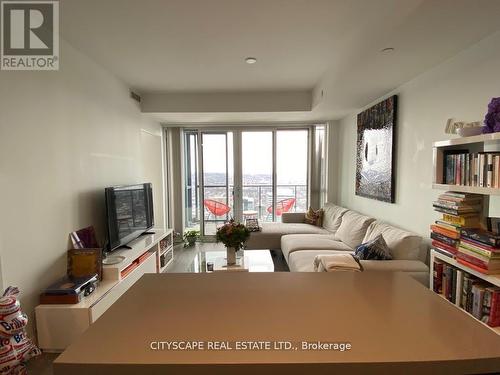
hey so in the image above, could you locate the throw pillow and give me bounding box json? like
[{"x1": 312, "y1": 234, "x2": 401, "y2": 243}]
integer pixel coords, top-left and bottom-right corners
[
  {"x1": 354, "y1": 234, "x2": 393, "y2": 260},
  {"x1": 305, "y1": 207, "x2": 324, "y2": 227}
]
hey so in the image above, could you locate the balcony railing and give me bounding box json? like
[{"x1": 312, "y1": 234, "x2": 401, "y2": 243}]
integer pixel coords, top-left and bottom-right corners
[{"x1": 185, "y1": 184, "x2": 307, "y2": 226}]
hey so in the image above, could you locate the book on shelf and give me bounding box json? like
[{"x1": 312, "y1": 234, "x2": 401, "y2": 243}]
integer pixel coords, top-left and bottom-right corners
[
  {"x1": 461, "y1": 273, "x2": 477, "y2": 311},
  {"x1": 436, "y1": 192, "x2": 483, "y2": 204},
  {"x1": 433, "y1": 258, "x2": 500, "y2": 327},
  {"x1": 456, "y1": 258, "x2": 500, "y2": 275},
  {"x1": 460, "y1": 228, "x2": 500, "y2": 247},
  {"x1": 444, "y1": 152, "x2": 500, "y2": 188},
  {"x1": 442, "y1": 213, "x2": 480, "y2": 227},
  {"x1": 430, "y1": 224, "x2": 460, "y2": 239},
  {"x1": 485, "y1": 287, "x2": 500, "y2": 327},
  {"x1": 433, "y1": 259, "x2": 444, "y2": 293},
  {"x1": 435, "y1": 220, "x2": 460, "y2": 231},
  {"x1": 460, "y1": 234, "x2": 500, "y2": 256},
  {"x1": 431, "y1": 232, "x2": 459, "y2": 247},
  {"x1": 459, "y1": 240, "x2": 500, "y2": 259},
  {"x1": 456, "y1": 251, "x2": 500, "y2": 272},
  {"x1": 443, "y1": 264, "x2": 452, "y2": 301},
  {"x1": 433, "y1": 205, "x2": 482, "y2": 216},
  {"x1": 457, "y1": 230, "x2": 500, "y2": 274},
  {"x1": 472, "y1": 284, "x2": 486, "y2": 319},
  {"x1": 432, "y1": 240, "x2": 458, "y2": 257}
]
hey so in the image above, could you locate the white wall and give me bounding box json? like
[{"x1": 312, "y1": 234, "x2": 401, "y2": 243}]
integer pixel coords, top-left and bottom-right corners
[
  {"x1": 0, "y1": 39, "x2": 163, "y2": 334},
  {"x1": 333, "y1": 31, "x2": 500, "y2": 239}
]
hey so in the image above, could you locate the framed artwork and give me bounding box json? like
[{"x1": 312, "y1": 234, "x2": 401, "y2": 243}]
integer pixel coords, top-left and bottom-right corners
[
  {"x1": 69, "y1": 226, "x2": 99, "y2": 249},
  {"x1": 355, "y1": 95, "x2": 397, "y2": 203}
]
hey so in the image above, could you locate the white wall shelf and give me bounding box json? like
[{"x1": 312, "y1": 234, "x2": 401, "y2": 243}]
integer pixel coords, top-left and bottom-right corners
[
  {"x1": 433, "y1": 132, "x2": 500, "y2": 148},
  {"x1": 432, "y1": 183, "x2": 500, "y2": 195},
  {"x1": 432, "y1": 133, "x2": 500, "y2": 188}
]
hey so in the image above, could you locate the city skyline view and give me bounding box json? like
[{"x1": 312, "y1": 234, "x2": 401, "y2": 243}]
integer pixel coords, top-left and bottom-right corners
[{"x1": 185, "y1": 130, "x2": 310, "y2": 233}]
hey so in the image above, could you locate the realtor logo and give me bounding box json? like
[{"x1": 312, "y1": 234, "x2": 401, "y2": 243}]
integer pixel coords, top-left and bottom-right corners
[{"x1": 1, "y1": 0, "x2": 59, "y2": 70}]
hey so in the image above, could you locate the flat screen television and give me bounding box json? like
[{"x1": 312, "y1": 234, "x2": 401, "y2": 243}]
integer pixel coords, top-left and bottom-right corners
[{"x1": 105, "y1": 183, "x2": 154, "y2": 252}]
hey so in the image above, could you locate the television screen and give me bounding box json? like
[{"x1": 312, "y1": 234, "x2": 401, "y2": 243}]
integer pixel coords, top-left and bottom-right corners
[{"x1": 105, "y1": 183, "x2": 154, "y2": 252}]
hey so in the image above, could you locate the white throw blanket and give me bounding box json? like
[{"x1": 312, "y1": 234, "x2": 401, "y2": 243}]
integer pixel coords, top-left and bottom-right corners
[{"x1": 313, "y1": 254, "x2": 363, "y2": 272}]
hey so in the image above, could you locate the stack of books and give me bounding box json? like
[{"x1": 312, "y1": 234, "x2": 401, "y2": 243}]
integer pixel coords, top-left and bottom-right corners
[
  {"x1": 431, "y1": 192, "x2": 482, "y2": 257},
  {"x1": 432, "y1": 259, "x2": 500, "y2": 327},
  {"x1": 444, "y1": 151, "x2": 500, "y2": 188},
  {"x1": 457, "y1": 228, "x2": 500, "y2": 275}
]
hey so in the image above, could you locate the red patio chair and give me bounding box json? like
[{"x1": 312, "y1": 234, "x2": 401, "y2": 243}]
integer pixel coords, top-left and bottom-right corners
[
  {"x1": 266, "y1": 197, "x2": 296, "y2": 217},
  {"x1": 203, "y1": 199, "x2": 231, "y2": 219}
]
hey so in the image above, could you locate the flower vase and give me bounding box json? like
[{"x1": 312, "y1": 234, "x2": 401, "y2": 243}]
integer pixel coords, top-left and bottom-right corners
[{"x1": 226, "y1": 246, "x2": 237, "y2": 266}]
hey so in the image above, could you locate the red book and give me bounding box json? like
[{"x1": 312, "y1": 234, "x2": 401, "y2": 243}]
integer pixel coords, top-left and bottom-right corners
[
  {"x1": 433, "y1": 260, "x2": 444, "y2": 293},
  {"x1": 456, "y1": 252, "x2": 489, "y2": 269},
  {"x1": 489, "y1": 290, "x2": 500, "y2": 327},
  {"x1": 432, "y1": 240, "x2": 458, "y2": 255},
  {"x1": 457, "y1": 258, "x2": 500, "y2": 275}
]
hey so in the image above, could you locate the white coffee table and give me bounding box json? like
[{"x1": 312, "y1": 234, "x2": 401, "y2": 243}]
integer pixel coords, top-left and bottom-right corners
[{"x1": 190, "y1": 249, "x2": 274, "y2": 273}]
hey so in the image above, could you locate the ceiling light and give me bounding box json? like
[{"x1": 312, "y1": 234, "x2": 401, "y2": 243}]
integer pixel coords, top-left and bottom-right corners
[
  {"x1": 245, "y1": 57, "x2": 257, "y2": 64},
  {"x1": 380, "y1": 47, "x2": 395, "y2": 54}
]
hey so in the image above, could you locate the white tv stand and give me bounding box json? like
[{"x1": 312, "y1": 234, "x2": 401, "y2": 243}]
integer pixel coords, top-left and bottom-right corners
[{"x1": 35, "y1": 228, "x2": 173, "y2": 352}]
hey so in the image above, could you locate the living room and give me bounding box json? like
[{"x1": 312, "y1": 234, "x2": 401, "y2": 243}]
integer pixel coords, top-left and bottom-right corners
[{"x1": 1, "y1": 0, "x2": 500, "y2": 374}]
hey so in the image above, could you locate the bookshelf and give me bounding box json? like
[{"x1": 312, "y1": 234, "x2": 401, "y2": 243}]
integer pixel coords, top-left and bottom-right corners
[
  {"x1": 433, "y1": 133, "x2": 500, "y2": 194},
  {"x1": 430, "y1": 250, "x2": 500, "y2": 335},
  {"x1": 431, "y1": 133, "x2": 500, "y2": 335}
]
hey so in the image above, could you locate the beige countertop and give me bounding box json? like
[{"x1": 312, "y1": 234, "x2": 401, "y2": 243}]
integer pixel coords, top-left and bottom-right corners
[{"x1": 54, "y1": 272, "x2": 500, "y2": 375}]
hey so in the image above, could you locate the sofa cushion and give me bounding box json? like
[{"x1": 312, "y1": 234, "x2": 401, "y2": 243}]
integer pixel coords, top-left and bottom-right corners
[
  {"x1": 321, "y1": 203, "x2": 348, "y2": 233},
  {"x1": 288, "y1": 250, "x2": 354, "y2": 272},
  {"x1": 354, "y1": 234, "x2": 393, "y2": 260},
  {"x1": 281, "y1": 234, "x2": 353, "y2": 262},
  {"x1": 362, "y1": 221, "x2": 422, "y2": 261},
  {"x1": 305, "y1": 207, "x2": 324, "y2": 227},
  {"x1": 245, "y1": 223, "x2": 330, "y2": 250},
  {"x1": 334, "y1": 211, "x2": 375, "y2": 249}
]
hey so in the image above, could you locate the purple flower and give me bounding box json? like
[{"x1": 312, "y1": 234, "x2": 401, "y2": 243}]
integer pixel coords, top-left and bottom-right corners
[
  {"x1": 483, "y1": 97, "x2": 500, "y2": 133},
  {"x1": 482, "y1": 126, "x2": 493, "y2": 134}
]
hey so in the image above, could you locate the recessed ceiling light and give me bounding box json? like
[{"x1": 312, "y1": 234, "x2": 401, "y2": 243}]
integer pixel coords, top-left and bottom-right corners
[
  {"x1": 245, "y1": 57, "x2": 257, "y2": 64},
  {"x1": 380, "y1": 47, "x2": 395, "y2": 54}
]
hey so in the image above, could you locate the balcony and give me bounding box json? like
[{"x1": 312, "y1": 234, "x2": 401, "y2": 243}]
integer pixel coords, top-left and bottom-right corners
[{"x1": 185, "y1": 184, "x2": 307, "y2": 234}]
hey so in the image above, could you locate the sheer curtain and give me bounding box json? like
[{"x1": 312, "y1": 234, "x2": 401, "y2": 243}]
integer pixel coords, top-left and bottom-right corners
[{"x1": 310, "y1": 124, "x2": 328, "y2": 209}]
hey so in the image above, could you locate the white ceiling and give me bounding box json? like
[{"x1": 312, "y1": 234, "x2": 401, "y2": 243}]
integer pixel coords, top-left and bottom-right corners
[{"x1": 60, "y1": 0, "x2": 500, "y2": 122}]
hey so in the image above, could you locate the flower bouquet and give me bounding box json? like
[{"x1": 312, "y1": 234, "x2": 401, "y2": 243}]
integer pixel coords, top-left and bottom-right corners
[{"x1": 216, "y1": 219, "x2": 250, "y2": 265}]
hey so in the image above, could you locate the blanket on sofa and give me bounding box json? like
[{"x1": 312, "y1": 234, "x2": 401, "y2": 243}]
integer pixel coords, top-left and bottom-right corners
[{"x1": 313, "y1": 254, "x2": 363, "y2": 272}]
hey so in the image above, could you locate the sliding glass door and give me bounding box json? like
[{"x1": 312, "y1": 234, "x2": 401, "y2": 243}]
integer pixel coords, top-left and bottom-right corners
[
  {"x1": 201, "y1": 132, "x2": 233, "y2": 235},
  {"x1": 241, "y1": 131, "x2": 274, "y2": 222},
  {"x1": 276, "y1": 130, "x2": 308, "y2": 219},
  {"x1": 183, "y1": 128, "x2": 311, "y2": 236}
]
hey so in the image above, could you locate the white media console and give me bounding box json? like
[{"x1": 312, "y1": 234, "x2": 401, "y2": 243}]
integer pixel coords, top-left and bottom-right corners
[{"x1": 35, "y1": 228, "x2": 173, "y2": 352}]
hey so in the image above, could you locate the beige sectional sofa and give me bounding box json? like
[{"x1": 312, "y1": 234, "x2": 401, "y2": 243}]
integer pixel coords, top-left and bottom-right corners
[{"x1": 246, "y1": 203, "x2": 429, "y2": 285}]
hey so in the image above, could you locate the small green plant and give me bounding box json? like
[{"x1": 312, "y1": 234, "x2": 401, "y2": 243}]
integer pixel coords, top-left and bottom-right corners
[
  {"x1": 183, "y1": 230, "x2": 200, "y2": 247},
  {"x1": 215, "y1": 219, "x2": 250, "y2": 251}
]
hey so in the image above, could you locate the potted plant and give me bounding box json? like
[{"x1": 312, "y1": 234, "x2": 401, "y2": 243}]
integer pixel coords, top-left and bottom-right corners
[
  {"x1": 183, "y1": 230, "x2": 200, "y2": 247},
  {"x1": 216, "y1": 219, "x2": 250, "y2": 265}
]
